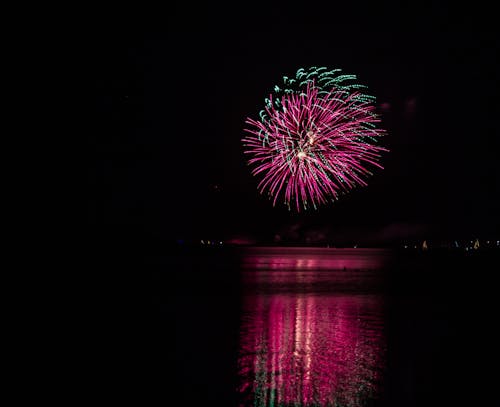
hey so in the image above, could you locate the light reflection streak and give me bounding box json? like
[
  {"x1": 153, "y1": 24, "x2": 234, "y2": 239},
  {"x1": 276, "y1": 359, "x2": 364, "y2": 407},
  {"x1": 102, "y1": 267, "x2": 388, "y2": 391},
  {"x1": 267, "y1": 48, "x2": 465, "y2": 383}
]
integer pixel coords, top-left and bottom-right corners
[{"x1": 238, "y1": 249, "x2": 386, "y2": 407}]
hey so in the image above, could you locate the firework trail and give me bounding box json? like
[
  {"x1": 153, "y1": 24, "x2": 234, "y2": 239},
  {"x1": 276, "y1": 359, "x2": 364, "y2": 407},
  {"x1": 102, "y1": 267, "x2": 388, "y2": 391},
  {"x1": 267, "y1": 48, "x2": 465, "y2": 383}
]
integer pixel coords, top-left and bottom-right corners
[{"x1": 243, "y1": 67, "x2": 388, "y2": 211}]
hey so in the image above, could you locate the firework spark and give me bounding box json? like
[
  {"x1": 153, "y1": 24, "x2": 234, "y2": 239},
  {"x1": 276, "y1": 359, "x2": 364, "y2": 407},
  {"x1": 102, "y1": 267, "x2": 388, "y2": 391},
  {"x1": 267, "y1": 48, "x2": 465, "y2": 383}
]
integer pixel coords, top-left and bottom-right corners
[{"x1": 243, "y1": 67, "x2": 388, "y2": 211}]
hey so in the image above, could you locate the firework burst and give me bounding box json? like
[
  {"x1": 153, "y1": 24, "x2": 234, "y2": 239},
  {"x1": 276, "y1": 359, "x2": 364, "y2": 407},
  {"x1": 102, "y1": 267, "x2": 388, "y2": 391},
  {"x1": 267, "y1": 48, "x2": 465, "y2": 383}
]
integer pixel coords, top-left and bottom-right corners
[{"x1": 243, "y1": 67, "x2": 388, "y2": 211}]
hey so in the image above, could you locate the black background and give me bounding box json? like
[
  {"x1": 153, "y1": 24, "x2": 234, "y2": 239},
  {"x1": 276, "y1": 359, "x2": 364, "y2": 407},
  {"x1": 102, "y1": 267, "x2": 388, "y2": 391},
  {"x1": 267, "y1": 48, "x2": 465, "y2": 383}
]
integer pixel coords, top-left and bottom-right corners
[
  {"x1": 90, "y1": 2, "x2": 499, "y2": 404},
  {"x1": 92, "y1": 1, "x2": 499, "y2": 250}
]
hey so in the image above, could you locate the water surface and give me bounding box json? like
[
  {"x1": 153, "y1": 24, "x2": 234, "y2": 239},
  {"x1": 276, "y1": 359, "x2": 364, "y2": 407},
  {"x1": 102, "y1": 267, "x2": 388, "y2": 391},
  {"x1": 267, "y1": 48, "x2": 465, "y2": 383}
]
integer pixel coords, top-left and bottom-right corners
[
  {"x1": 238, "y1": 248, "x2": 388, "y2": 406},
  {"x1": 158, "y1": 246, "x2": 500, "y2": 406}
]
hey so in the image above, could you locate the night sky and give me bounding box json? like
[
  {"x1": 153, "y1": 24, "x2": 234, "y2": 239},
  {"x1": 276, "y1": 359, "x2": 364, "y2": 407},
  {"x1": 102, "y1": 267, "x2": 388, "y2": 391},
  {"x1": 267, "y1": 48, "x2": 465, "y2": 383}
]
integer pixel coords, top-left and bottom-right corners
[{"x1": 92, "y1": 2, "x2": 499, "y2": 248}]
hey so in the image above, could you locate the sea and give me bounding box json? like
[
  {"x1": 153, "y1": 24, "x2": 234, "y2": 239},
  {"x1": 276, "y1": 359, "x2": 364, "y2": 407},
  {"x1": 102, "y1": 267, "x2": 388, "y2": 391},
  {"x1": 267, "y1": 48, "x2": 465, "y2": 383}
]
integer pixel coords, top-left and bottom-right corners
[{"x1": 153, "y1": 246, "x2": 500, "y2": 406}]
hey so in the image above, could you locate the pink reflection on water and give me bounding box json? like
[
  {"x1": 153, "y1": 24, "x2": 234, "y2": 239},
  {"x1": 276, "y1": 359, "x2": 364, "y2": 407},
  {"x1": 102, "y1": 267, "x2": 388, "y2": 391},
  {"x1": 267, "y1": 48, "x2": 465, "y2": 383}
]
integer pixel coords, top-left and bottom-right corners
[
  {"x1": 241, "y1": 247, "x2": 389, "y2": 271},
  {"x1": 238, "y1": 253, "x2": 386, "y2": 406},
  {"x1": 238, "y1": 294, "x2": 385, "y2": 406}
]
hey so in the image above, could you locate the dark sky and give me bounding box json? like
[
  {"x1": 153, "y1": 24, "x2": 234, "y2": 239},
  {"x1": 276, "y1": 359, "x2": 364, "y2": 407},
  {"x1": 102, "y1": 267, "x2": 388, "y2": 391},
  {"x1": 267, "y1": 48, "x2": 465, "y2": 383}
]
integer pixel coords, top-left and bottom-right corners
[{"x1": 92, "y1": 2, "x2": 499, "y2": 246}]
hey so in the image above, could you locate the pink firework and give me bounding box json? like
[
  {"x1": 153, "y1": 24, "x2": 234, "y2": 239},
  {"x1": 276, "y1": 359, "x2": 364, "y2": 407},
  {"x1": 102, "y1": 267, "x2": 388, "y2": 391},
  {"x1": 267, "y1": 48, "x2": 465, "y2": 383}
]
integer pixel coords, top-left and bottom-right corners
[{"x1": 243, "y1": 81, "x2": 387, "y2": 211}]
